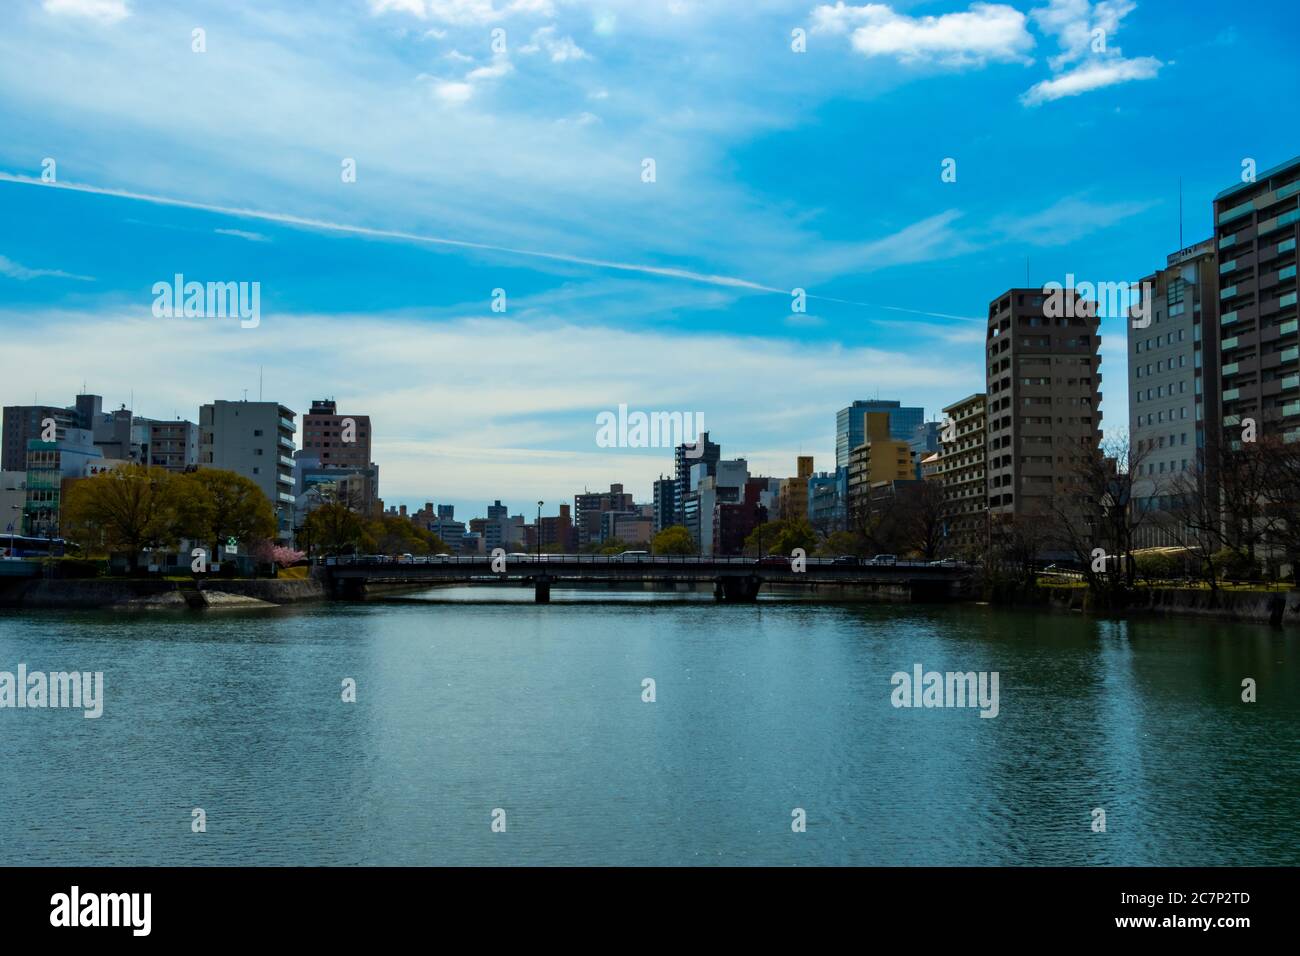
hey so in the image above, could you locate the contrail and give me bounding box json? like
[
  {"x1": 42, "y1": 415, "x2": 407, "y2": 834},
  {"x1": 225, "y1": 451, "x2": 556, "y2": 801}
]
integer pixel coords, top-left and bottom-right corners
[{"x1": 0, "y1": 172, "x2": 981, "y2": 321}]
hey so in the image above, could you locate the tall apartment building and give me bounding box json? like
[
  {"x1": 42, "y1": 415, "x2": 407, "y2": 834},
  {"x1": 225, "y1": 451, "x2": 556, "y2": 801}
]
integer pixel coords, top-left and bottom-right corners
[
  {"x1": 651, "y1": 476, "x2": 676, "y2": 533},
  {"x1": 846, "y1": 412, "x2": 914, "y2": 528},
  {"x1": 199, "y1": 400, "x2": 297, "y2": 542},
  {"x1": 777, "y1": 456, "x2": 814, "y2": 521},
  {"x1": 985, "y1": 288, "x2": 1101, "y2": 541},
  {"x1": 301, "y1": 399, "x2": 378, "y2": 509},
  {"x1": 1128, "y1": 239, "x2": 1219, "y2": 547},
  {"x1": 835, "y1": 400, "x2": 923, "y2": 470},
  {"x1": 574, "y1": 483, "x2": 634, "y2": 547},
  {"x1": 938, "y1": 393, "x2": 987, "y2": 555},
  {"x1": 1213, "y1": 156, "x2": 1300, "y2": 446},
  {"x1": 673, "y1": 432, "x2": 720, "y2": 526}
]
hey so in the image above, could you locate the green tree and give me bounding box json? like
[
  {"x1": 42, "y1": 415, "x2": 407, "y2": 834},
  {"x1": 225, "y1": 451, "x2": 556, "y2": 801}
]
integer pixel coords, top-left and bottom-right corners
[
  {"x1": 816, "y1": 530, "x2": 865, "y2": 557},
  {"x1": 744, "y1": 518, "x2": 818, "y2": 556},
  {"x1": 179, "y1": 469, "x2": 276, "y2": 558},
  {"x1": 651, "y1": 525, "x2": 696, "y2": 555},
  {"x1": 62, "y1": 465, "x2": 182, "y2": 570},
  {"x1": 303, "y1": 502, "x2": 367, "y2": 556}
]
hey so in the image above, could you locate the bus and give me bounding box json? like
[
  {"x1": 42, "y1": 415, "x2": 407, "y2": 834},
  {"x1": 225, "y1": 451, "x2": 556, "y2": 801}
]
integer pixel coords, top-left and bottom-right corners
[{"x1": 0, "y1": 534, "x2": 68, "y2": 559}]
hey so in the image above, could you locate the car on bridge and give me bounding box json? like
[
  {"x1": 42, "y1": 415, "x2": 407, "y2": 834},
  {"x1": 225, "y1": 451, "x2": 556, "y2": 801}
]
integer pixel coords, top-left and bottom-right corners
[
  {"x1": 756, "y1": 554, "x2": 790, "y2": 567},
  {"x1": 868, "y1": 554, "x2": 898, "y2": 566},
  {"x1": 832, "y1": 555, "x2": 860, "y2": 566},
  {"x1": 616, "y1": 551, "x2": 650, "y2": 562}
]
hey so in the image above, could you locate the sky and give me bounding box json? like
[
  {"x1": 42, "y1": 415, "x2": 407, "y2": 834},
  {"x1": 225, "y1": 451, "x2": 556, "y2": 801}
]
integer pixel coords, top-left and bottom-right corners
[{"x1": 1, "y1": 0, "x2": 1297, "y2": 519}]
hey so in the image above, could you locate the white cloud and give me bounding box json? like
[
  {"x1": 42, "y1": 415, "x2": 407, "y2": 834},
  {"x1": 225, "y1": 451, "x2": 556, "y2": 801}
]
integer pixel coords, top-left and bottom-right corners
[
  {"x1": 369, "y1": 0, "x2": 552, "y2": 25},
  {"x1": 520, "y1": 26, "x2": 589, "y2": 62},
  {"x1": 812, "y1": 2, "x2": 1035, "y2": 67},
  {"x1": 0, "y1": 306, "x2": 968, "y2": 507},
  {"x1": 41, "y1": 0, "x2": 129, "y2": 22},
  {"x1": 214, "y1": 228, "x2": 269, "y2": 242},
  {"x1": 1020, "y1": 54, "x2": 1160, "y2": 104},
  {"x1": 0, "y1": 254, "x2": 93, "y2": 281},
  {"x1": 992, "y1": 194, "x2": 1156, "y2": 244},
  {"x1": 1021, "y1": 0, "x2": 1161, "y2": 104}
]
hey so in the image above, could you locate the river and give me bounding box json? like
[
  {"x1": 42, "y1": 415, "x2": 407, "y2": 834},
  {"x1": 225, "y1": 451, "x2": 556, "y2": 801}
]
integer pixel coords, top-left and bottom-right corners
[{"x1": 1, "y1": 588, "x2": 1296, "y2": 865}]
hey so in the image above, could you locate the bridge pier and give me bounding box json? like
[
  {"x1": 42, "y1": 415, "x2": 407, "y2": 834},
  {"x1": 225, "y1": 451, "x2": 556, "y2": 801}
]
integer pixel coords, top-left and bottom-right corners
[
  {"x1": 714, "y1": 575, "x2": 761, "y2": 603},
  {"x1": 534, "y1": 577, "x2": 551, "y2": 603}
]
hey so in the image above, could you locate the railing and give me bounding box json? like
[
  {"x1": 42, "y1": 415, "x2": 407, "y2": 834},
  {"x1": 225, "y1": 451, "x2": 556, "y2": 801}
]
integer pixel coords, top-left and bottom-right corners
[{"x1": 324, "y1": 553, "x2": 963, "y2": 570}]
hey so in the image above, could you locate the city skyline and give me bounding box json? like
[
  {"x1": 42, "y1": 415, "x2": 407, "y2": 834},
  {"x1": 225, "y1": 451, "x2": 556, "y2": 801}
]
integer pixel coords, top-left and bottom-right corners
[{"x1": 2, "y1": 0, "x2": 1299, "y2": 514}]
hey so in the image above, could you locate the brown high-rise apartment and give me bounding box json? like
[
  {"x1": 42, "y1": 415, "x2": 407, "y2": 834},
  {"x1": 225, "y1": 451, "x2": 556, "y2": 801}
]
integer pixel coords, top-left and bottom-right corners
[
  {"x1": 302, "y1": 399, "x2": 377, "y2": 507},
  {"x1": 1213, "y1": 156, "x2": 1300, "y2": 446},
  {"x1": 985, "y1": 288, "x2": 1101, "y2": 539}
]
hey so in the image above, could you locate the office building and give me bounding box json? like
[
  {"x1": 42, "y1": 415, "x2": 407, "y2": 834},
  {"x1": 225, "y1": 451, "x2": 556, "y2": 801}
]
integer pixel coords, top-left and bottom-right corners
[
  {"x1": 836, "y1": 400, "x2": 923, "y2": 470},
  {"x1": 673, "y1": 432, "x2": 720, "y2": 529},
  {"x1": 846, "y1": 412, "x2": 914, "y2": 528},
  {"x1": 574, "y1": 483, "x2": 634, "y2": 547},
  {"x1": 199, "y1": 400, "x2": 297, "y2": 542},
  {"x1": 1129, "y1": 239, "x2": 1219, "y2": 547}
]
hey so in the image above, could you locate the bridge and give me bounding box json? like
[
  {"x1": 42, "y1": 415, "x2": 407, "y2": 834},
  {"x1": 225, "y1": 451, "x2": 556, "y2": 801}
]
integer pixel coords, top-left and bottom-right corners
[{"x1": 320, "y1": 554, "x2": 972, "y2": 603}]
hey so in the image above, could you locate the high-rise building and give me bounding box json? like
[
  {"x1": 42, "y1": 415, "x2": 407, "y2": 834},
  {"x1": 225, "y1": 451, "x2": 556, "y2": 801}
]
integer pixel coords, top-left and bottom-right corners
[
  {"x1": 807, "y1": 468, "x2": 846, "y2": 534},
  {"x1": 652, "y1": 475, "x2": 676, "y2": 534},
  {"x1": 574, "y1": 483, "x2": 634, "y2": 547},
  {"x1": 846, "y1": 412, "x2": 914, "y2": 528},
  {"x1": 1128, "y1": 239, "x2": 1219, "y2": 547},
  {"x1": 199, "y1": 400, "x2": 297, "y2": 542},
  {"x1": 673, "y1": 432, "x2": 720, "y2": 526},
  {"x1": 938, "y1": 393, "x2": 987, "y2": 555},
  {"x1": 301, "y1": 399, "x2": 378, "y2": 508},
  {"x1": 985, "y1": 287, "x2": 1101, "y2": 537},
  {"x1": 836, "y1": 400, "x2": 923, "y2": 470},
  {"x1": 777, "y1": 455, "x2": 814, "y2": 522},
  {"x1": 1213, "y1": 156, "x2": 1300, "y2": 446}
]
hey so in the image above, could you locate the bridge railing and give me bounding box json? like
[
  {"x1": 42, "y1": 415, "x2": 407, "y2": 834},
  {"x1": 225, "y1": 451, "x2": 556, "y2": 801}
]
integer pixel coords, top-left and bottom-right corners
[{"x1": 323, "y1": 553, "x2": 959, "y2": 570}]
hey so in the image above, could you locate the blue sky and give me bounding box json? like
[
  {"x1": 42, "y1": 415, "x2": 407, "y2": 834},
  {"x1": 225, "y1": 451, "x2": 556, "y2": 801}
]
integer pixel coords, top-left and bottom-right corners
[{"x1": 1, "y1": 0, "x2": 1297, "y2": 518}]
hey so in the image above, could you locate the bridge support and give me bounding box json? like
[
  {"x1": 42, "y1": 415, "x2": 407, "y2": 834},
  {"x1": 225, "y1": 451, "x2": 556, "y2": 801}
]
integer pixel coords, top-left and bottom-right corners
[
  {"x1": 534, "y1": 577, "x2": 551, "y2": 603},
  {"x1": 714, "y1": 575, "x2": 761, "y2": 603}
]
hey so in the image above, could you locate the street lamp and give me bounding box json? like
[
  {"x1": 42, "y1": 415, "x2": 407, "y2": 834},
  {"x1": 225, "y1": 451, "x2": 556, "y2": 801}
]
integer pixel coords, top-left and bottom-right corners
[{"x1": 536, "y1": 501, "x2": 543, "y2": 559}]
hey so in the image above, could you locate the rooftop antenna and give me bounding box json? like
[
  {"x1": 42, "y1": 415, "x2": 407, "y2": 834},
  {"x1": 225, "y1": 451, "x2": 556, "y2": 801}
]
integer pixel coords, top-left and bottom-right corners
[{"x1": 242, "y1": 389, "x2": 249, "y2": 402}]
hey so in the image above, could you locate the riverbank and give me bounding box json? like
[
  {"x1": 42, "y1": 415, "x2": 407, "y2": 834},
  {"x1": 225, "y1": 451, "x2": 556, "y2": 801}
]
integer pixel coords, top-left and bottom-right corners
[
  {"x1": 0, "y1": 577, "x2": 327, "y2": 610},
  {"x1": 1039, "y1": 583, "x2": 1300, "y2": 627}
]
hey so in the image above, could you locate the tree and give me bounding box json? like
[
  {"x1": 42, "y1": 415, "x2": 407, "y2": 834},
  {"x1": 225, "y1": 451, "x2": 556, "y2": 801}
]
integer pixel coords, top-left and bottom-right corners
[
  {"x1": 816, "y1": 530, "x2": 865, "y2": 558},
  {"x1": 895, "y1": 480, "x2": 947, "y2": 561},
  {"x1": 179, "y1": 469, "x2": 276, "y2": 558},
  {"x1": 652, "y1": 525, "x2": 696, "y2": 555},
  {"x1": 744, "y1": 517, "x2": 817, "y2": 556},
  {"x1": 303, "y1": 502, "x2": 366, "y2": 556},
  {"x1": 362, "y1": 515, "x2": 448, "y2": 556},
  {"x1": 62, "y1": 465, "x2": 182, "y2": 570},
  {"x1": 1048, "y1": 435, "x2": 1151, "y2": 596}
]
